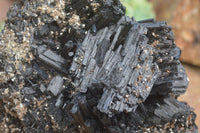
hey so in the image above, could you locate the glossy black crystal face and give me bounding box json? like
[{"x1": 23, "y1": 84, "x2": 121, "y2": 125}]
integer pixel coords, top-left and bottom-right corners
[{"x1": 0, "y1": 0, "x2": 197, "y2": 132}]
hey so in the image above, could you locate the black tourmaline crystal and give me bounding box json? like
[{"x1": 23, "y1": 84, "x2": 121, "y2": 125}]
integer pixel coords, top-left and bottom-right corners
[{"x1": 0, "y1": 0, "x2": 198, "y2": 133}]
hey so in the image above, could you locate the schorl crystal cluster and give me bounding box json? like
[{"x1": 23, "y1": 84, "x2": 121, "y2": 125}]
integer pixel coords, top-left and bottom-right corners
[{"x1": 0, "y1": 0, "x2": 198, "y2": 132}]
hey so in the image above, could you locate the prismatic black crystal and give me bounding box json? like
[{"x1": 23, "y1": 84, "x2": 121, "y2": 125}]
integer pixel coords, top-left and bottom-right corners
[
  {"x1": 70, "y1": 16, "x2": 160, "y2": 115},
  {"x1": 0, "y1": 0, "x2": 198, "y2": 133}
]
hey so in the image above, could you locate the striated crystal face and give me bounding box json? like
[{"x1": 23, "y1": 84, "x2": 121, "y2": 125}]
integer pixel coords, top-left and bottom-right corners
[
  {"x1": 70, "y1": 17, "x2": 160, "y2": 115},
  {"x1": 0, "y1": 0, "x2": 197, "y2": 132}
]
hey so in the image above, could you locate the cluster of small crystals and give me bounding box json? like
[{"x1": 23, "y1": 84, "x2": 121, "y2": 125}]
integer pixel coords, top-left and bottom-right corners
[
  {"x1": 0, "y1": 0, "x2": 104, "y2": 132},
  {"x1": 0, "y1": 91, "x2": 27, "y2": 133},
  {"x1": 91, "y1": 2, "x2": 100, "y2": 12},
  {"x1": 0, "y1": 26, "x2": 34, "y2": 83},
  {"x1": 137, "y1": 113, "x2": 196, "y2": 133},
  {"x1": 68, "y1": 14, "x2": 81, "y2": 29},
  {"x1": 0, "y1": 1, "x2": 70, "y2": 131},
  {"x1": 37, "y1": 0, "x2": 66, "y2": 26},
  {"x1": 0, "y1": 0, "x2": 105, "y2": 84},
  {"x1": 0, "y1": 0, "x2": 84, "y2": 84}
]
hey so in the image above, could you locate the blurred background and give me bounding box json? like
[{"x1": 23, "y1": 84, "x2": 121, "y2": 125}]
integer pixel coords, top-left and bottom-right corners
[{"x1": 0, "y1": 0, "x2": 199, "y2": 129}]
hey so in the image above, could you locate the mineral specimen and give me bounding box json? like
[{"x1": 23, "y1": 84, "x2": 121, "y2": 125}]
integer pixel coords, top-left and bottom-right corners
[
  {"x1": 0, "y1": 0, "x2": 198, "y2": 132},
  {"x1": 138, "y1": 19, "x2": 189, "y2": 96},
  {"x1": 70, "y1": 16, "x2": 160, "y2": 115}
]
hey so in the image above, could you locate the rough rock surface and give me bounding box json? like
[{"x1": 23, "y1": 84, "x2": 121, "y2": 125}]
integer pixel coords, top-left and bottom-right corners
[{"x1": 0, "y1": 0, "x2": 198, "y2": 132}]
